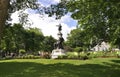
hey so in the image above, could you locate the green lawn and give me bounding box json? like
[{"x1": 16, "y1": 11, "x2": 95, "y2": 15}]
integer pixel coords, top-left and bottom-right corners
[{"x1": 0, "y1": 58, "x2": 120, "y2": 77}]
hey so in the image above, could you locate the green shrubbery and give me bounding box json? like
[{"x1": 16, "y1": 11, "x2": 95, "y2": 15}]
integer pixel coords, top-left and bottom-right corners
[
  {"x1": 67, "y1": 52, "x2": 78, "y2": 59},
  {"x1": 19, "y1": 49, "x2": 26, "y2": 55},
  {"x1": 58, "y1": 52, "x2": 88, "y2": 60},
  {"x1": 1, "y1": 50, "x2": 120, "y2": 60},
  {"x1": 116, "y1": 51, "x2": 120, "y2": 58},
  {"x1": 58, "y1": 51, "x2": 120, "y2": 59},
  {"x1": 17, "y1": 55, "x2": 41, "y2": 59},
  {"x1": 74, "y1": 47, "x2": 83, "y2": 52}
]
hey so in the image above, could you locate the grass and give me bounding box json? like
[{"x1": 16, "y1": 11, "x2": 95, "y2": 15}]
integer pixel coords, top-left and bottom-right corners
[{"x1": 0, "y1": 58, "x2": 120, "y2": 77}]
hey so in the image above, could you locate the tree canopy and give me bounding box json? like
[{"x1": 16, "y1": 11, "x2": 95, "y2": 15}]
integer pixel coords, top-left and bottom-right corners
[
  {"x1": 0, "y1": 0, "x2": 120, "y2": 51},
  {"x1": 0, "y1": 0, "x2": 41, "y2": 41},
  {"x1": 0, "y1": 23, "x2": 56, "y2": 56},
  {"x1": 61, "y1": 0, "x2": 120, "y2": 48}
]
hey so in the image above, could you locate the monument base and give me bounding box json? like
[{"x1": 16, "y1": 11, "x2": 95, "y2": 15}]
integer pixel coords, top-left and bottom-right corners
[{"x1": 51, "y1": 49, "x2": 65, "y2": 59}]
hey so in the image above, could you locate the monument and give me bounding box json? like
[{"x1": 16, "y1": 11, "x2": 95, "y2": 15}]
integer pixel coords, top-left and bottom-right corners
[{"x1": 51, "y1": 24, "x2": 66, "y2": 59}]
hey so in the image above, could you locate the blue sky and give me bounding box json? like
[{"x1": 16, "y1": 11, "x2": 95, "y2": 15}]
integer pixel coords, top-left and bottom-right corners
[
  {"x1": 11, "y1": 0, "x2": 77, "y2": 40},
  {"x1": 38, "y1": 0, "x2": 60, "y2": 6}
]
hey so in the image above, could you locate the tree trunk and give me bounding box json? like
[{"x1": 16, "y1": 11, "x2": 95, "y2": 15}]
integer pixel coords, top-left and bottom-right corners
[{"x1": 0, "y1": 0, "x2": 9, "y2": 42}]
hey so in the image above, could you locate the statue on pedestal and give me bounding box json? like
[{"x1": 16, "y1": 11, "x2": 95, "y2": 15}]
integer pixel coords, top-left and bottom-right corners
[{"x1": 51, "y1": 24, "x2": 65, "y2": 59}]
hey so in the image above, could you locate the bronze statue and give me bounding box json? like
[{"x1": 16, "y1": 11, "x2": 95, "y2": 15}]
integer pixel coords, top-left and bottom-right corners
[
  {"x1": 58, "y1": 24, "x2": 62, "y2": 31},
  {"x1": 54, "y1": 24, "x2": 64, "y2": 49}
]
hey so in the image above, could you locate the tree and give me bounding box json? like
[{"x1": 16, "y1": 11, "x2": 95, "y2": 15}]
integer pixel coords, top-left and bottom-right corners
[
  {"x1": 66, "y1": 28, "x2": 92, "y2": 51},
  {"x1": 0, "y1": 24, "x2": 13, "y2": 54},
  {"x1": 0, "y1": 0, "x2": 67, "y2": 42},
  {"x1": 69, "y1": 0, "x2": 120, "y2": 44},
  {"x1": 0, "y1": 0, "x2": 40, "y2": 42},
  {"x1": 50, "y1": 0, "x2": 120, "y2": 48},
  {"x1": 41, "y1": 36, "x2": 56, "y2": 52},
  {"x1": 1, "y1": 24, "x2": 27, "y2": 55},
  {"x1": 0, "y1": 0, "x2": 9, "y2": 42},
  {"x1": 25, "y1": 27, "x2": 44, "y2": 52},
  {"x1": 1, "y1": 23, "x2": 45, "y2": 56}
]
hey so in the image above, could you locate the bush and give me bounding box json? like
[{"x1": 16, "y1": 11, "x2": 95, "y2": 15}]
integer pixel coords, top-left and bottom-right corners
[
  {"x1": 87, "y1": 51, "x2": 120, "y2": 58},
  {"x1": 55, "y1": 51, "x2": 120, "y2": 59},
  {"x1": 43, "y1": 54, "x2": 51, "y2": 59},
  {"x1": 88, "y1": 51, "x2": 104, "y2": 58},
  {"x1": 58, "y1": 55, "x2": 67, "y2": 59},
  {"x1": 17, "y1": 55, "x2": 41, "y2": 59},
  {"x1": 116, "y1": 51, "x2": 120, "y2": 58},
  {"x1": 79, "y1": 52, "x2": 89, "y2": 60},
  {"x1": 74, "y1": 47, "x2": 83, "y2": 52},
  {"x1": 66, "y1": 52, "x2": 79, "y2": 59},
  {"x1": 19, "y1": 49, "x2": 26, "y2": 55}
]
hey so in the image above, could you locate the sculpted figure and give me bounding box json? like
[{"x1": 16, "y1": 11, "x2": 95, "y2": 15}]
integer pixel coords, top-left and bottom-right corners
[{"x1": 54, "y1": 24, "x2": 64, "y2": 49}]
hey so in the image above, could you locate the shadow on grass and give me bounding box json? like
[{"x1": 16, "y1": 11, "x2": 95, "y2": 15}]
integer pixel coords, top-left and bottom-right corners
[
  {"x1": 111, "y1": 59, "x2": 120, "y2": 64},
  {"x1": 0, "y1": 60, "x2": 120, "y2": 77}
]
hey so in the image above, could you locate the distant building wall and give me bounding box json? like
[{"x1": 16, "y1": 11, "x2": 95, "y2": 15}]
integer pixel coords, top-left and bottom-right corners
[{"x1": 92, "y1": 41, "x2": 110, "y2": 51}]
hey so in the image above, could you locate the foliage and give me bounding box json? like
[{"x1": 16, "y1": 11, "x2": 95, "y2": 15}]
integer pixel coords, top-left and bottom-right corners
[
  {"x1": 24, "y1": 27, "x2": 44, "y2": 52},
  {"x1": 66, "y1": 28, "x2": 91, "y2": 50},
  {"x1": 66, "y1": 52, "x2": 78, "y2": 59},
  {"x1": 44, "y1": 0, "x2": 68, "y2": 19},
  {"x1": 1, "y1": 0, "x2": 120, "y2": 49},
  {"x1": 57, "y1": 51, "x2": 120, "y2": 59},
  {"x1": 84, "y1": 51, "x2": 120, "y2": 59},
  {"x1": 0, "y1": 23, "x2": 56, "y2": 58},
  {"x1": 19, "y1": 49, "x2": 26, "y2": 54},
  {"x1": 116, "y1": 51, "x2": 120, "y2": 58},
  {"x1": 66, "y1": 0, "x2": 120, "y2": 48},
  {"x1": 17, "y1": 55, "x2": 41, "y2": 59},
  {"x1": 0, "y1": 0, "x2": 41, "y2": 40},
  {"x1": 63, "y1": 45, "x2": 73, "y2": 52},
  {"x1": 41, "y1": 36, "x2": 56, "y2": 52},
  {"x1": 58, "y1": 55, "x2": 67, "y2": 59},
  {"x1": 74, "y1": 47, "x2": 83, "y2": 52},
  {"x1": 47, "y1": 0, "x2": 120, "y2": 49}
]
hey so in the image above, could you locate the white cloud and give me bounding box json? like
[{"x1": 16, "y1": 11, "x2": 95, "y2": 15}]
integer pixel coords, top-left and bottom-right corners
[
  {"x1": 10, "y1": 0, "x2": 77, "y2": 41},
  {"x1": 27, "y1": 13, "x2": 76, "y2": 40},
  {"x1": 11, "y1": 11, "x2": 19, "y2": 24},
  {"x1": 52, "y1": 0, "x2": 60, "y2": 3}
]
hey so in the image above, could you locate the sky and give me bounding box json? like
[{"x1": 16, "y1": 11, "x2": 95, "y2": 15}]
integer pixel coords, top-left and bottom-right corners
[{"x1": 11, "y1": 0, "x2": 77, "y2": 40}]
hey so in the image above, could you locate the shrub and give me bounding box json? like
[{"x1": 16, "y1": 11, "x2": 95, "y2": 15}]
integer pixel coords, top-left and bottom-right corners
[
  {"x1": 58, "y1": 55, "x2": 67, "y2": 59},
  {"x1": 79, "y1": 52, "x2": 89, "y2": 60},
  {"x1": 16, "y1": 55, "x2": 41, "y2": 59},
  {"x1": 116, "y1": 51, "x2": 120, "y2": 58},
  {"x1": 66, "y1": 52, "x2": 79, "y2": 59},
  {"x1": 19, "y1": 49, "x2": 26, "y2": 55},
  {"x1": 87, "y1": 51, "x2": 120, "y2": 58},
  {"x1": 88, "y1": 51, "x2": 104, "y2": 58},
  {"x1": 74, "y1": 47, "x2": 83, "y2": 52},
  {"x1": 43, "y1": 54, "x2": 51, "y2": 59}
]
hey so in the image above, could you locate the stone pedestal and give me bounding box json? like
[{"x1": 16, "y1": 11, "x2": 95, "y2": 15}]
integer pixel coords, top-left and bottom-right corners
[{"x1": 51, "y1": 49, "x2": 65, "y2": 59}]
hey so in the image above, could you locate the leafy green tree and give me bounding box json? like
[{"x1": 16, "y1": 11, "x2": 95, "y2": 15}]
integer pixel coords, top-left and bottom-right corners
[
  {"x1": 41, "y1": 36, "x2": 56, "y2": 52},
  {"x1": 1, "y1": 24, "x2": 26, "y2": 55},
  {"x1": 0, "y1": 0, "x2": 40, "y2": 42},
  {"x1": 1, "y1": 23, "x2": 45, "y2": 56},
  {"x1": 49, "y1": 0, "x2": 120, "y2": 48},
  {"x1": 66, "y1": 28, "x2": 92, "y2": 51},
  {"x1": 25, "y1": 27, "x2": 44, "y2": 52},
  {"x1": 0, "y1": 0, "x2": 67, "y2": 42},
  {"x1": 67, "y1": 0, "x2": 120, "y2": 46},
  {"x1": 1, "y1": 24, "x2": 13, "y2": 53}
]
